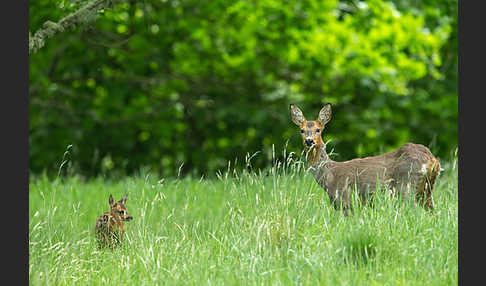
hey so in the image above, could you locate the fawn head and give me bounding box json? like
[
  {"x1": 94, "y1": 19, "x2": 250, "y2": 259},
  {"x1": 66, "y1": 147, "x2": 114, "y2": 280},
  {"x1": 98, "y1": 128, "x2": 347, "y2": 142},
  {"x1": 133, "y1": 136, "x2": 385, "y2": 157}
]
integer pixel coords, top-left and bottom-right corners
[
  {"x1": 109, "y1": 194, "x2": 133, "y2": 222},
  {"x1": 290, "y1": 103, "x2": 332, "y2": 149}
]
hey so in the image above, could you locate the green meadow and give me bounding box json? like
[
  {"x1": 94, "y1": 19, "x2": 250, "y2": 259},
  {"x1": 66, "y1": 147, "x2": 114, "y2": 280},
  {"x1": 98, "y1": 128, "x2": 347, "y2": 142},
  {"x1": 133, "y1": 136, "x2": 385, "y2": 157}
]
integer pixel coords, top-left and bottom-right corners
[{"x1": 29, "y1": 155, "x2": 457, "y2": 285}]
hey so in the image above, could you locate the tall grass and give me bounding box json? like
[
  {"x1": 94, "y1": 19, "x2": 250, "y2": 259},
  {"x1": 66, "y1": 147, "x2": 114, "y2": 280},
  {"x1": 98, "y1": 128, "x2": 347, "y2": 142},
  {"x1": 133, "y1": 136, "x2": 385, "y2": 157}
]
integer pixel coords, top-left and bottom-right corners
[{"x1": 29, "y1": 151, "x2": 457, "y2": 285}]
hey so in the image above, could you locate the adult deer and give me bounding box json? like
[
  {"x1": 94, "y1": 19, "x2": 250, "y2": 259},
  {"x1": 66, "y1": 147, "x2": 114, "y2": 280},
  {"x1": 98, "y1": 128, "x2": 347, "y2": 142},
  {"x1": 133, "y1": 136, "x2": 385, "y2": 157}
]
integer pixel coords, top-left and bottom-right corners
[{"x1": 290, "y1": 103, "x2": 440, "y2": 215}]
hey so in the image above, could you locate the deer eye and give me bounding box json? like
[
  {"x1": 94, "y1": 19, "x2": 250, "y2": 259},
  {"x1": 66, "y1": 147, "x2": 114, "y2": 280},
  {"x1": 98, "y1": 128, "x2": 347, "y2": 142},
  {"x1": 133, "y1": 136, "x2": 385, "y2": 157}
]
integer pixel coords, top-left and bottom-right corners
[
  {"x1": 300, "y1": 129, "x2": 305, "y2": 133},
  {"x1": 119, "y1": 210, "x2": 125, "y2": 215},
  {"x1": 316, "y1": 129, "x2": 320, "y2": 133}
]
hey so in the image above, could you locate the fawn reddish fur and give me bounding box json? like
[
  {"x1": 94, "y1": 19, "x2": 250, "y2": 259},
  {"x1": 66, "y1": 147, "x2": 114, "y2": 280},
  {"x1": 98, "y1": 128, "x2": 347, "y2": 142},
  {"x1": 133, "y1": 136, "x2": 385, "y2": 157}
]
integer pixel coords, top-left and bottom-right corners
[{"x1": 95, "y1": 194, "x2": 133, "y2": 249}]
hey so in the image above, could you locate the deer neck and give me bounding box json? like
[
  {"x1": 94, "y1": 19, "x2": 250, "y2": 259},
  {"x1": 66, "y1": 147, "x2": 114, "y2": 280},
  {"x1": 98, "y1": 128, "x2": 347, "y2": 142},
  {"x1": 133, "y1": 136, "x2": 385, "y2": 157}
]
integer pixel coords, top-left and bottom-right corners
[
  {"x1": 306, "y1": 143, "x2": 333, "y2": 186},
  {"x1": 306, "y1": 143, "x2": 330, "y2": 167}
]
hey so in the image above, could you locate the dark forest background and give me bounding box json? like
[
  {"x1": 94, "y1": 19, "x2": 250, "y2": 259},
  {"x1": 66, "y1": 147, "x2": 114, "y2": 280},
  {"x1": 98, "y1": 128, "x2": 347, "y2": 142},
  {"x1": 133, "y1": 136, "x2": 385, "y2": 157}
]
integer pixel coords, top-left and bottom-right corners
[{"x1": 29, "y1": 0, "x2": 457, "y2": 178}]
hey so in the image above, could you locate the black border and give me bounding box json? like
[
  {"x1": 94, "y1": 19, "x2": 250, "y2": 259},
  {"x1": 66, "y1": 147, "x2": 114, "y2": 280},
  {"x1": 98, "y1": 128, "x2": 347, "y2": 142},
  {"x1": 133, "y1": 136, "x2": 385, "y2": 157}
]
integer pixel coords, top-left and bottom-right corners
[
  {"x1": 3, "y1": 0, "x2": 29, "y2": 283},
  {"x1": 458, "y1": 0, "x2": 483, "y2": 284}
]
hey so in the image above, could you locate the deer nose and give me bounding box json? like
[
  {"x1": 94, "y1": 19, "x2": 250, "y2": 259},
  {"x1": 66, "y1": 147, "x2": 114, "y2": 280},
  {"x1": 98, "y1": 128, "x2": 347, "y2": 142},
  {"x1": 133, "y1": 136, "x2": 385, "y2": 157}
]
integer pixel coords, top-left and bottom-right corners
[
  {"x1": 305, "y1": 138, "x2": 314, "y2": 146},
  {"x1": 126, "y1": 216, "x2": 133, "y2": 221}
]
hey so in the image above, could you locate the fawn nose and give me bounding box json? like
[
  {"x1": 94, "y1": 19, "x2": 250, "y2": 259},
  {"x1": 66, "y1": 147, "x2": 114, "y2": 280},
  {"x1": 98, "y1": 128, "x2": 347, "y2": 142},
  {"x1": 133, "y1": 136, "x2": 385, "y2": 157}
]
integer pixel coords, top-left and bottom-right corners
[
  {"x1": 126, "y1": 215, "x2": 133, "y2": 221},
  {"x1": 305, "y1": 138, "x2": 314, "y2": 147}
]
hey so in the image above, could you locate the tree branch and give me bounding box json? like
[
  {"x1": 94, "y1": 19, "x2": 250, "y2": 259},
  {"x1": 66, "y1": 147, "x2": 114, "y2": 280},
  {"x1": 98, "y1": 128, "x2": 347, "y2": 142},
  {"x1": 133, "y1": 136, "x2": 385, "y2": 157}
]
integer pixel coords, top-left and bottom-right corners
[{"x1": 29, "y1": 0, "x2": 124, "y2": 54}]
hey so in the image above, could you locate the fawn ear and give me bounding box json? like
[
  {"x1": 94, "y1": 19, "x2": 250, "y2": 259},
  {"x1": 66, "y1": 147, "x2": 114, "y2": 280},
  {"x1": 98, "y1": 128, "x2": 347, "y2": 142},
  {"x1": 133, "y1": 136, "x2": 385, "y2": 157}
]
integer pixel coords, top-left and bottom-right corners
[
  {"x1": 290, "y1": 104, "x2": 306, "y2": 126},
  {"x1": 119, "y1": 194, "x2": 128, "y2": 205},
  {"x1": 317, "y1": 103, "x2": 332, "y2": 125},
  {"x1": 109, "y1": 194, "x2": 115, "y2": 207}
]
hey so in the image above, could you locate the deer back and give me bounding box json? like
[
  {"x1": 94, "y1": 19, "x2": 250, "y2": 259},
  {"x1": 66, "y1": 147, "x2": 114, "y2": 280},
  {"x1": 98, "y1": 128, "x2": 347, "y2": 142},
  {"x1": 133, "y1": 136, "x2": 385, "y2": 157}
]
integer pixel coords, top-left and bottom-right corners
[{"x1": 313, "y1": 143, "x2": 439, "y2": 201}]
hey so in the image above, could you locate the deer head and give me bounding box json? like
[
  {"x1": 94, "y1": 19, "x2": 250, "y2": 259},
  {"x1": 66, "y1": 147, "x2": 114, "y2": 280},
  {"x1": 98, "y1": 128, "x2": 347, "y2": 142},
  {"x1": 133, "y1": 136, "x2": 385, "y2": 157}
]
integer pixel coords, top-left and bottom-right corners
[
  {"x1": 108, "y1": 194, "x2": 133, "y2": 222},
  {"x1": 290, "y1": 103, "x2": 332, "y2": 150}
]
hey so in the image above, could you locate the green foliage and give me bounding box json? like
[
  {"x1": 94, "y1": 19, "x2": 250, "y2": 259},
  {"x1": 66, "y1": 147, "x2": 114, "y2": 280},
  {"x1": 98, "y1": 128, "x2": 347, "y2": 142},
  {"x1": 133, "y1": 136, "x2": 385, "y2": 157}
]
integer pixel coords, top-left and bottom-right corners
[{"x1": 29, "y1": 0, "x2": 457, "y2": 177}]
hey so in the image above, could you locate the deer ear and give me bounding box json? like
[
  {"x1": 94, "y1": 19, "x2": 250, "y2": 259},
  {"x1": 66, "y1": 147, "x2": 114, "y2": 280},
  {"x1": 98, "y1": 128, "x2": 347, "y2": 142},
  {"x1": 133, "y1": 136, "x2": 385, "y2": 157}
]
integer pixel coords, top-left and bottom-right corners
[
  {"x1": 109, "y1": 194, "x2": 115, "y2": 207},
  {"x1": 290, "y1": 104, "x2": 306, "y2": 126},
  {"x1": 119, "y1": 194, "x2": 127, "y2": 205},
  {"x1": 317, "y1": 103, "x2": 332, "y2": 125}
]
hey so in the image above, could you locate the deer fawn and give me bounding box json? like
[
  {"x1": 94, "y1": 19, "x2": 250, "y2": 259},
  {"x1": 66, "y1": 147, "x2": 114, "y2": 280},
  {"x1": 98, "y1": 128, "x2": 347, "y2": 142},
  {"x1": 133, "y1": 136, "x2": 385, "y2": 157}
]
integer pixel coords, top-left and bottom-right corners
[
  {"x1": 290, "y1": 103, "x2": 441, "y2": 215},
  {"x1": 95, "y1": 194, "x2": 133, "y2": 249}
]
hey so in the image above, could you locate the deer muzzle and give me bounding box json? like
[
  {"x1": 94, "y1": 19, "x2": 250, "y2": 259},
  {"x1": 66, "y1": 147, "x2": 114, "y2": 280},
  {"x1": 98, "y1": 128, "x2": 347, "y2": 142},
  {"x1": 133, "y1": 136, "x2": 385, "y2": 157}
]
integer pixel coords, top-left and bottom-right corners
[{"x1": 305, "y1": 138, "x2": 315, "y2": 147}]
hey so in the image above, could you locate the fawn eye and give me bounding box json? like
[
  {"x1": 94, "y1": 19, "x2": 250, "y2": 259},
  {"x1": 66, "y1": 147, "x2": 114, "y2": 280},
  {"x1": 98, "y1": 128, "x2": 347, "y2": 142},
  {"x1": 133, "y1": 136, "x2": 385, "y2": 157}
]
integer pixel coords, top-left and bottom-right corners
[
  {"x1": 119, "y1": 210, "x2": 125, "y2": 215},
  {"x1": 316, "y1": 129, "x2": 320, "y2": 133},
  {"x1": 300, "y1": 129, "x2": 305, "y2": 133}
]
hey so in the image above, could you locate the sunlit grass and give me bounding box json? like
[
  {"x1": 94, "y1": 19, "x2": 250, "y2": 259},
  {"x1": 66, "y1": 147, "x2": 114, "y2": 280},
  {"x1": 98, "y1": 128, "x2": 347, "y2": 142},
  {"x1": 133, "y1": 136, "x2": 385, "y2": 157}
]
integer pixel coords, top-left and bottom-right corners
[{"x1": 29, "y1": 154, "x2": 457, "y2": 285}]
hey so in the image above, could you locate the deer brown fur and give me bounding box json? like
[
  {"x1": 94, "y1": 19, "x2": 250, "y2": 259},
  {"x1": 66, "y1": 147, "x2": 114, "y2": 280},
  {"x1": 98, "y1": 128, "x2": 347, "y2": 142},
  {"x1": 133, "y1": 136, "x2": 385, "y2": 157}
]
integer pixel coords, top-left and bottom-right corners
[
  {"x1": 290, "y1": 103, "x2": 440, "y2": 214},
  {"x1": 95, "y1": 194, "x2": 133, "y2": 249}
]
